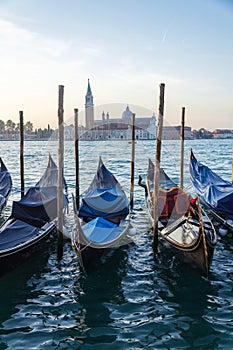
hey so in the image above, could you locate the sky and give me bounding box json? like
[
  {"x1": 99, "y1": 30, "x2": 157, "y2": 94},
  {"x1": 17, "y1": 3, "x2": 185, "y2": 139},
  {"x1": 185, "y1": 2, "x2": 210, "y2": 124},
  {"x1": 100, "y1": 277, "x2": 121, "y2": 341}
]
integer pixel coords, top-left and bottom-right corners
[{"x1": 0, "y1": 0, "x2": 233, "y2": 130}]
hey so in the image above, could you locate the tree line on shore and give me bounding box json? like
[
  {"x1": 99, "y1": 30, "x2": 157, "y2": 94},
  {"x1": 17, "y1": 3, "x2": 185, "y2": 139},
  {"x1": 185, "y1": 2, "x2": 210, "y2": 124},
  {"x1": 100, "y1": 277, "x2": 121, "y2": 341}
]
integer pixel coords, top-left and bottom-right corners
[
  {"x1": 0, "y1": 118, "x2": 232, "y2": 140},
  {"x1": 0, "y1": 119, "x2": 54, "y2": 140}
]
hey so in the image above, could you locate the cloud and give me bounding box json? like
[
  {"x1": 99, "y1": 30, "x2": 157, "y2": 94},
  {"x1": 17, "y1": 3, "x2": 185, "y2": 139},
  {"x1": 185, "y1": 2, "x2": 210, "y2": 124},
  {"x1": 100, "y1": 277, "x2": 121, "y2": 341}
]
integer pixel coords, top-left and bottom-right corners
[
  {"x1": 162, "y1": 31, "x2": 167, "y2": 43},
  {"x1": 0, "y1": 19, "x2": 35, "y2": 49},
  {"x1": 0, "y1": 19, "x2": 71, "y2": 61},
  {"x1": 82, "y1": 47, "x2": 102, "y2": 57}
]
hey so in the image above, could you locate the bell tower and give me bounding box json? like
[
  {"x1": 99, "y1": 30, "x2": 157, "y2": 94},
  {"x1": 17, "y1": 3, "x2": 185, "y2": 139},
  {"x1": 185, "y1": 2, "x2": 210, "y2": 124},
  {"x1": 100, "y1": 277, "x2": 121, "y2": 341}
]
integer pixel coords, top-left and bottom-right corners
[{"x1": 85, "y1": 79, "x2": 94, "y2": 130}]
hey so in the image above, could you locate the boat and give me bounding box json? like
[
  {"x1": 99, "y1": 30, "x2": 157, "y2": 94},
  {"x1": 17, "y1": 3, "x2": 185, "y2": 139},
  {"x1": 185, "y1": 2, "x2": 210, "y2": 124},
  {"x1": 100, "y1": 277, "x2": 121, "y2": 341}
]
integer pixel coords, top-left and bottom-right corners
[
  {"x1": 0, "y1": 154, "x2": 68, "y2": 275},
  {"x1": 189, "y1": 149, "x2": 233, "y2": 236},
  {"x1": 0, "y1": 157, "x2": 12, "y2": 212},
  {"x1": 139, "y1": 158, "x2": 217, "y2": 277},
  {"x1": 71, "y1": 157, "x2": 136, "y2": 271}
]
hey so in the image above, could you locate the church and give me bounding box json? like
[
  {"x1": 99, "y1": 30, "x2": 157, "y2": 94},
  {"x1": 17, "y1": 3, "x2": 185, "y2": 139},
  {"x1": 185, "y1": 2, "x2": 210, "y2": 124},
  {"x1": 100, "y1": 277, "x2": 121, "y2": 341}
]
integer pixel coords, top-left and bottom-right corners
[{"x1": 80, "y1": 80, "x2": 157, "y2": 141}]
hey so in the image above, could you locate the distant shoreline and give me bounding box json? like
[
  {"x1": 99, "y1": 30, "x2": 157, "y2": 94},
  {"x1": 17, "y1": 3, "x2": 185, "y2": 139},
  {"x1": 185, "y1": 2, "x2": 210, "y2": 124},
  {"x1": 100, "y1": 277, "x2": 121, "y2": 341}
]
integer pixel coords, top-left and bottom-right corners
[{"x1": 1, "y1": 137, "x2": 232, "y2": 141}]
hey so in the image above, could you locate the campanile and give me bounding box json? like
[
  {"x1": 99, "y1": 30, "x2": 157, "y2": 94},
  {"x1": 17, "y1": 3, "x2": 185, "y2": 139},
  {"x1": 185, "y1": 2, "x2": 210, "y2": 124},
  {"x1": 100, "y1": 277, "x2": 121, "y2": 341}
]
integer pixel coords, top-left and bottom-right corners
[{"x1": 85, "y1": 79, "x2": 94, "y2": 130}]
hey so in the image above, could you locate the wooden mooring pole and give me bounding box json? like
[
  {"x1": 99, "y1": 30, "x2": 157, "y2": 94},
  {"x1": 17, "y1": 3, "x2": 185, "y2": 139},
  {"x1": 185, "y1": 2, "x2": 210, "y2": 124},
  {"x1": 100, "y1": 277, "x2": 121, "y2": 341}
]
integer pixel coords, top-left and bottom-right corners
[
  {"x1": 130, "y1": 113, "x2": 135, "y2": 208},
  {"x1": 19, "y1": 111, "x2": 24, "y2": 198},
  {"x1": 74, "y1": 108, "x2": 80, "y2": 210},
  {"x1": 180, "y1": 107, "x2": 185, "y2": 188},
  {"x1": 57, "y1": 85, "x2": 64, "y2": 259},
  {"x1": 153, "y1": 83, "x2": 165, "y2": 253}
]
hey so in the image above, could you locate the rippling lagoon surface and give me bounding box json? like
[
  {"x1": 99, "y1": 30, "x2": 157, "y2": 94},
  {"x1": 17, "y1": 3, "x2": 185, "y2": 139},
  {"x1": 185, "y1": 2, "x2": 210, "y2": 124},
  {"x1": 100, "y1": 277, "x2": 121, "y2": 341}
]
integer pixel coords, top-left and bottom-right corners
[{"x1": 0, "y1": 139, "x2": 233, "y2": 349}]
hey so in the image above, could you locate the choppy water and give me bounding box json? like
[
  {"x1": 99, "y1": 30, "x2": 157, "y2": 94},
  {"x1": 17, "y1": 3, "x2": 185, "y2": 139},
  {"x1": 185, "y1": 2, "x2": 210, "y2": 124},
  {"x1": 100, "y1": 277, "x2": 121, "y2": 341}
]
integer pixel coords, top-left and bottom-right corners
[{"x1": 0, "y1": 139, "x2": 233, "y2": 349}]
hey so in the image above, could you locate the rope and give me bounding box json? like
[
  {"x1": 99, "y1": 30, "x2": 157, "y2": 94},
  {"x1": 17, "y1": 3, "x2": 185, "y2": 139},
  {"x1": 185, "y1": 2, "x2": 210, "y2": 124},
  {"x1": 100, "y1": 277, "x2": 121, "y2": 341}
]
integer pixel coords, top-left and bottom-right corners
[
  {"x1": 71, "y1": 193, "x2": 86, "y2": 274},
  {"x1": 197, "y1": 195, "x2": 209, "y2": 276}
]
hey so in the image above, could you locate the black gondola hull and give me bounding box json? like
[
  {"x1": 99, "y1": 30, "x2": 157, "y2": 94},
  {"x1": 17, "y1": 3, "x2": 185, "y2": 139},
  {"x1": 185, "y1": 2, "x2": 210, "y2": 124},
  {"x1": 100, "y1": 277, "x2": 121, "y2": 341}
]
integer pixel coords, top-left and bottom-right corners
[{"x1": 0, "y1": 221, "x2": 56, "y2": 275}]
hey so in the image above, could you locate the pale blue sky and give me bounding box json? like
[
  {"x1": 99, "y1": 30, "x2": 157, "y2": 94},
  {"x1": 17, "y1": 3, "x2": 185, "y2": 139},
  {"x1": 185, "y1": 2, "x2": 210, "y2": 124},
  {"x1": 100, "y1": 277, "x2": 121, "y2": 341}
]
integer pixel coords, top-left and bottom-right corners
[{"x1": 0, "y1": 0, "x2": 232, "y2": 130}]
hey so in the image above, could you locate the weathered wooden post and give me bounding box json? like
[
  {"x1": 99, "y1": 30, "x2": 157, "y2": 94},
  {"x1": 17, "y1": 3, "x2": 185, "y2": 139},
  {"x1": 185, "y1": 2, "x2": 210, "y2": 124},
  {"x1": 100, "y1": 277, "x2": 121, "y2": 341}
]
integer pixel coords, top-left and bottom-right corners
[
  {"x1": 19, "y1": 111, "x2": 24, "y2": 198},
  {"x1": 153, "y1": 83, "x2": 165, "y2": 253},
  {"x1": 57, "y1": 85, "x2": 64, "y2": 259},
  {"x1": 74, "y1": 108, "x2": 80, "y2": 210},
  {"x1": 180, "y1": 107, "x2": 185, "y2": 188},
  {"x1": 130, "y1": 113, "x2": 136, "y2": 208}
]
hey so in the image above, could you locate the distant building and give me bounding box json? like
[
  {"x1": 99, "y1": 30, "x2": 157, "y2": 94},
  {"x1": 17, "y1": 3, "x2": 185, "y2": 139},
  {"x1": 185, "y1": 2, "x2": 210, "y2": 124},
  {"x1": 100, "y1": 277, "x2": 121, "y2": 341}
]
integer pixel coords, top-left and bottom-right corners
[
  {"x1": 85, "y1": 79, "x2": 94, "y2": 130},
  {"x1": 162, "y1": 125, "x2": 192, "y2": 139},
  {"x1": 212, "y1": 129, "x2": 233, "y2": 139},
  {"x1": 82, "y1": 80, "x2": 156, "y2": 140},
  {"x1": 64, "y1": 125, "x2": 74, "y2": 140}
]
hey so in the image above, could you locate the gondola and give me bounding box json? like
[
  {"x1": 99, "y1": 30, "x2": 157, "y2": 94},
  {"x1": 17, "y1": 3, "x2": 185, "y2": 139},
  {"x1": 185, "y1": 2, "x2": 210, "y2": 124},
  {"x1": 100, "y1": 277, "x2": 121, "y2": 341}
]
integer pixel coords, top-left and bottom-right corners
[
  {"x1": 190, "y1": 149, "x2": 233, "y2": 236},
  {"x1": 71, "y1": 157, "x2": 136, "y2": 271},
  {"x1": 0, "y1": 155, "x2": 68, "y2": 274},
  {"x1": 139, "y1": 158, "x2": 217, "y2": 277},
  {"x1": 0, "y1": 157, "x2": 12, "y2": 212}
]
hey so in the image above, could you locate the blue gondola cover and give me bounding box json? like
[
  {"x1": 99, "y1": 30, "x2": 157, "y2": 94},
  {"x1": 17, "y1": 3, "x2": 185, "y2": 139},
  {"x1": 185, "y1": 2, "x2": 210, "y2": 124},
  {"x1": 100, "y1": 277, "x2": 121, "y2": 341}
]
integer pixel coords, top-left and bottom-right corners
[
  {"x1": 82, "y1": 217, "x2": 124, "y2": 243},
  {"x1": 79, "y1": 159, "x2": 129, "y2": 220},
  {"x1": 190, "y1": 153, "x2": 233, "y2": 215}
]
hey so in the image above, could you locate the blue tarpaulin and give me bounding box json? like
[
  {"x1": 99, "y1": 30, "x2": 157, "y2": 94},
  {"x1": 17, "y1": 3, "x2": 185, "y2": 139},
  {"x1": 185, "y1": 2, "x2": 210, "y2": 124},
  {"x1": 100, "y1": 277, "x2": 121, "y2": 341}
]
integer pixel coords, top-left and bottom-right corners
[
  {"x1": 190, "y1": 152, "x2": 233, "y2": 216},
  {"x1": 0, "y1": 219, "x2": 41, "y2": 251},
  {"x1": 82, "y1": 217, "x2": 124, "y2": 243},
  {"x1": 79, "y1": 158, "x2": 129, "y2": 220}
]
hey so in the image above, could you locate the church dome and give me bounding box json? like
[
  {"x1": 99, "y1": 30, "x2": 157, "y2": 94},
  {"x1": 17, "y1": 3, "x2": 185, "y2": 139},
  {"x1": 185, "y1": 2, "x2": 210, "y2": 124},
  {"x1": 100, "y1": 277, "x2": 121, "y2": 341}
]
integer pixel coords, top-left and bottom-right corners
[{"x1": 122, "y1": 105, "x2": 133, "y2": 119}]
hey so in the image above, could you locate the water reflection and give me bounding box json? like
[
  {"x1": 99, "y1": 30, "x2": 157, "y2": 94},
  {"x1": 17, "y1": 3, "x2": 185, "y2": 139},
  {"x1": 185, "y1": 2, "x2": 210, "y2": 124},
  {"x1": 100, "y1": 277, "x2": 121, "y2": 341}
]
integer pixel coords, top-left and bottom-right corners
[
  {"x1": 74, "y1": 247, "x2": 128, "y2": 346},
  {"x1": 0, "y1": 243, "x2": 54, "y2": 326},
  {"x1": 156, "y1": 256, "x2": 220, "y2": 349},
  {"x1": 0, "y1": 139, "x2": 233, "y2": 349}
]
